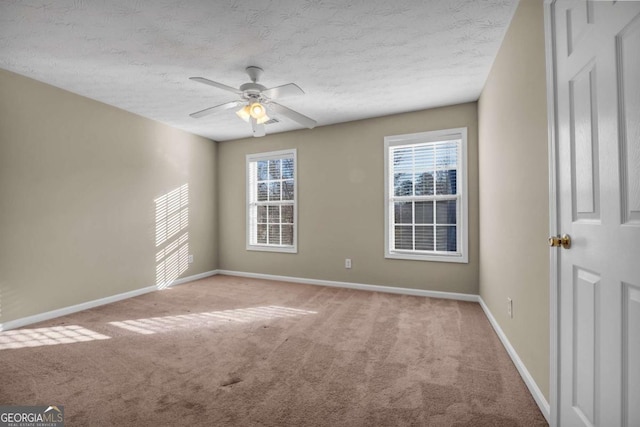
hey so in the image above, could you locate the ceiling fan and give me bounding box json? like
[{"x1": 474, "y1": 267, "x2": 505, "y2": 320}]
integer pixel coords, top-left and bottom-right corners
[{"x1": 189, "y1": 66, "x2": 317, "y2": 137}]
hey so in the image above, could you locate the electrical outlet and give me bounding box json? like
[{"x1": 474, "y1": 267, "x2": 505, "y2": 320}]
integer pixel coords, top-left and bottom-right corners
[
  {"x1": 345, "y1": 258, "x2": 352, "y2": 269},
  {"x1": 188, "y1": 254, "x2": 194, "y2": 264},
  {"x1": 507, "y1": 298, "x2": 513, "y2": 318}
]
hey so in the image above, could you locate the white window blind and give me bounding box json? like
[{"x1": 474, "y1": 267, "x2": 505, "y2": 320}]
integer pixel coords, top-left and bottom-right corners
[
  {"x1": 246, "y1": 149, "x2": 297, "y2": 253},
  {"x1": 384, "y1": 128, "x2": 468, "y2": 263}
]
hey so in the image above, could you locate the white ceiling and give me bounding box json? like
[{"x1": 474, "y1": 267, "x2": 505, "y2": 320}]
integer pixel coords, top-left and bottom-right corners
[{"x1": 0, "y1": 0, "x2": 518, "y2": 142}]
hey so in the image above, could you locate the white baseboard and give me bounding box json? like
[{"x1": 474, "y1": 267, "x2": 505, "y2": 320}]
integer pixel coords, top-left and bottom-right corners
[
  {"x1": 478, "y1": 297, "x2": 550, "y2": 422},
  {"x1": 0, "y1": 269, "x2": 218, "y2": 332},
  {"x1": 216, "y1": 269, "x2": 479, "y2": 302},
  {"x1": 170, "y1": 269, "x2": 219, "y2": 286}
]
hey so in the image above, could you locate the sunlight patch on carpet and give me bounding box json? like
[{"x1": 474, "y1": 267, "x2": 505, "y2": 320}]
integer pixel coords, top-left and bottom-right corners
[
  {"x1": 0, "y1": 325, "x2": 110, "y2": 350},
  {"x1": 108, "y1": 305, "x2": 317, "y2": 335}
]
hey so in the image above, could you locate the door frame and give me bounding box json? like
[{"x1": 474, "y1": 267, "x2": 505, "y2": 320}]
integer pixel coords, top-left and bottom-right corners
[{"x1": 543, "y1": 1, "x2": 560, "y2": 427}]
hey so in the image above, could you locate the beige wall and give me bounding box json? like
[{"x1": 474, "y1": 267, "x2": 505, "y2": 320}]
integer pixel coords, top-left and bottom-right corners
[
  {"x1": 0, "y1": 69, "x2": 218, "y2": 324},
  {"x1": 478, "y1": 0, "x2": 549, "y2": 399},
  {"x1": 218, "y1": 103, "x2": 479, "y2": 294}
]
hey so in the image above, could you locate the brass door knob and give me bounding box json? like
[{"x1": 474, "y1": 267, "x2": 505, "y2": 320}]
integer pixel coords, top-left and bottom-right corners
[{"x1": 549, "y1": 234, "x2": 571, "y2": 249}]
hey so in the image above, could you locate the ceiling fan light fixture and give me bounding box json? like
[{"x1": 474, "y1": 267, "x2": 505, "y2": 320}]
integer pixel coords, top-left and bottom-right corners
[
  {"x1": 236, "y1": 105, "x2": 251, "y2": 122},
  {"x1": 256, "y1": 114, "x2": 270, "y2": 125},
  {"x1": 249, "y1": 102, "x2": 267, "y2": 119}
]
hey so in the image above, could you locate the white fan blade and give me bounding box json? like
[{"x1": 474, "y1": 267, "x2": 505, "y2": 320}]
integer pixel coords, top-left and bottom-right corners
[
  {"x1": 269, "y1": 102, "x2": 317, "y2": 129},
  {"x1": 251, "y1": 117, "x2": 266, "y2": 137},
  {"x1": 189, "y1": 77, "x2": 242, "y2": 95},
  {"x1": 190, "y1": 100, "x2": 241, "y2": 118},
  {"x1": 262, "y1": 83, "x2": 304, "y2": 99}
]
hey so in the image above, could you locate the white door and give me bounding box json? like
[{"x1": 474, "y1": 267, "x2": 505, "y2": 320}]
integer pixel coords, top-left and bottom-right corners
[{"x1": 549, "y1": 0, "x2": 640, "y2": 426}]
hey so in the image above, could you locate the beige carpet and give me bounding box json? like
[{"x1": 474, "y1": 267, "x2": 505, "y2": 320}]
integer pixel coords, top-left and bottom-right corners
[{"x1": 0, "y1": 275, "x2": 547, "y2": 426}]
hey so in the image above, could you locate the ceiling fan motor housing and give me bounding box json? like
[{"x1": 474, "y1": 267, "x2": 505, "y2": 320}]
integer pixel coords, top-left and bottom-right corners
[{"x1": 239, "y1": 82, "x2": 267, "y2": 99}]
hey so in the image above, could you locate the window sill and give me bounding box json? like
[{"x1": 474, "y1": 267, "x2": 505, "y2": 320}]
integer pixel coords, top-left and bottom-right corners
[
  {"x1": 385, "y1": 251, "x2": 468, "y2": 263},
  {"x1": 247, "y1": 244, "x2": 297, "y2": 254}
]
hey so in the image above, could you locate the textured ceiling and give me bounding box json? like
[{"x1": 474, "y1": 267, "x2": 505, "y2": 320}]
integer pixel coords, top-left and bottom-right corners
[{"x1": 0, "y1": 0, "x2": 518, "y2": 141}]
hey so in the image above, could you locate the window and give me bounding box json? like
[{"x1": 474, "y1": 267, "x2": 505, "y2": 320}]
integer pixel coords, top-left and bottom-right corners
[
  {"x1": 246, "y1": 149, "x2": 297, "y2": 253},
  {"x1": 384, "y1": 128, "x2": 468, "y2": 263}
]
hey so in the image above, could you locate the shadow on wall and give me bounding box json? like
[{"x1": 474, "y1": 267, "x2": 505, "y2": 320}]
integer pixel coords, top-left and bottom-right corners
[{"x1": 155, "y1": 184, "x2": 190, "y2": 290}]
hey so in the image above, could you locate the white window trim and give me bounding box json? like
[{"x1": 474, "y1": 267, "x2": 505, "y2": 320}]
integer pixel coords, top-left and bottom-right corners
[
  {"x1": 246, "y1": 149, "x2": 298, "y2": 253},
  {"x1": 384, "y1": 127, "x2": 468, "y2": 263}
]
